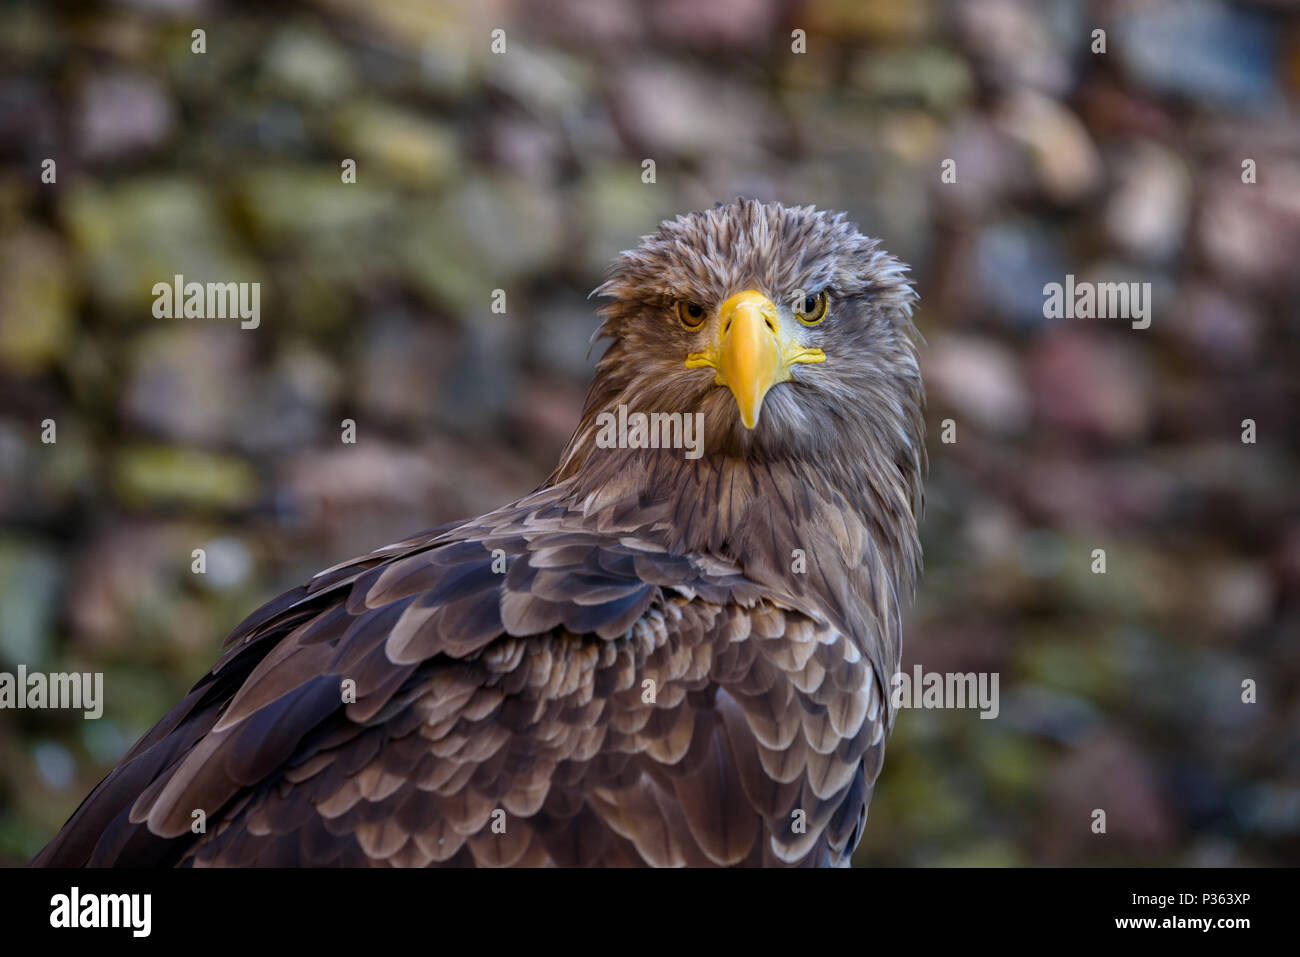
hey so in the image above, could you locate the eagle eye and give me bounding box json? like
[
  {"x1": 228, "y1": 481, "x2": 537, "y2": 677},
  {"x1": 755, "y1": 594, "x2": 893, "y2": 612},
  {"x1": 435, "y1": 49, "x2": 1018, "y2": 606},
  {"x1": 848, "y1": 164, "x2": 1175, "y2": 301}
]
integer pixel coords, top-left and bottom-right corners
[
  {"x1": 676, "y1": 301, "x2": 707, "y2": 330},
  {"x1": 794, "y1": 290, "x2": 829, "y2": 325}
]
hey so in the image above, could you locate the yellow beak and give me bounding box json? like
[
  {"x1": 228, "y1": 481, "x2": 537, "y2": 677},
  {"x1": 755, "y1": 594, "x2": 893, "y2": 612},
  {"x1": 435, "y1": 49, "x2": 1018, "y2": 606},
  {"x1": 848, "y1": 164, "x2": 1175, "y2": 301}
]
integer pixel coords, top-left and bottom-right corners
[
  {"x1": 715, "y1": 291, "x2": 784, "y2": 428},
  {"x1": 685, "y1": 290, "x2": 825, "y2": 429}
]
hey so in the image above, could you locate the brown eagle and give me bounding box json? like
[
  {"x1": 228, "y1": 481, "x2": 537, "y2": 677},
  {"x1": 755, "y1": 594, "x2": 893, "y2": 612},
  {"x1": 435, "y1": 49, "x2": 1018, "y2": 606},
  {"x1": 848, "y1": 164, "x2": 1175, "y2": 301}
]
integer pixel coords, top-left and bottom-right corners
[{"x1": 35, "y1": 199, "x2": 925, "y2": 867}]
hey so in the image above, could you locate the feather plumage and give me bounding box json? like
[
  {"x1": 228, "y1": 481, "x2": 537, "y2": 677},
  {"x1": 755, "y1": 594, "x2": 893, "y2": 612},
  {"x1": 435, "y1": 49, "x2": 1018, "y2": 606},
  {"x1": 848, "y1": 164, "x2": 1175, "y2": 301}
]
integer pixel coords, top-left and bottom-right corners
[{"x1": 34, "y1": 200, "x2": 924, "y2": 868}]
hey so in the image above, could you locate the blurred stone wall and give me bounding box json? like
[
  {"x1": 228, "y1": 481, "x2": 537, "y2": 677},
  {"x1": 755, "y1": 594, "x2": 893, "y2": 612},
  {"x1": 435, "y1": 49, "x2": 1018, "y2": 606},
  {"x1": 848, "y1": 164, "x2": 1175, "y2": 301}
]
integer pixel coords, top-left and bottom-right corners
[{"x1": 0, "y1": 0, "x2": 1297, "y2": 865}]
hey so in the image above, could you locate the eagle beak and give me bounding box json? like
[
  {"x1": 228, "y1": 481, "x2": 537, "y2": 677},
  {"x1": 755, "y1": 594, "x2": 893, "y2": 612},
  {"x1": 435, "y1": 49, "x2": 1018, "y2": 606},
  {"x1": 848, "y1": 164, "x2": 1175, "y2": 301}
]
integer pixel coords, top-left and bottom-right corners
[
  {"x1": 686, "y1": 290, "x2": 825, "y2": 430},
  {"x1": 715, "y1": 291, "x2": 784, "y2": 429}
]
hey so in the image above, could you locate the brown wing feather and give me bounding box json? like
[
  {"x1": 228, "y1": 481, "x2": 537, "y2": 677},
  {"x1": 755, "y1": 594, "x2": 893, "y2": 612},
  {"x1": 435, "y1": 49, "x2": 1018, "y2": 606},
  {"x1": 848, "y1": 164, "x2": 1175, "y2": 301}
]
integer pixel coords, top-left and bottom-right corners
[{"x1": 34, "y1": 488, "x2": 889, "y2": 868}]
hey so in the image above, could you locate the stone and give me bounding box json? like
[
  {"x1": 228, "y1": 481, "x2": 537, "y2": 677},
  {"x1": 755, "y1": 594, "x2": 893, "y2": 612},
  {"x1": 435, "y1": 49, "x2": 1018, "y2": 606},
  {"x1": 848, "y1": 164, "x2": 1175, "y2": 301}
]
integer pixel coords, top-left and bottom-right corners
[
  {"x1": 0, "y1": 229, "x2": 73, "y2": 375},
  {"x1": 1104, "y1": 142, "x2": 1192, "y2": 263},
  {"x1": 75, "y1": 72, "x2": 174, "y2": 160},
  {"x1": 924, "y1": 333, "x2": 1030, "y2": 435}
]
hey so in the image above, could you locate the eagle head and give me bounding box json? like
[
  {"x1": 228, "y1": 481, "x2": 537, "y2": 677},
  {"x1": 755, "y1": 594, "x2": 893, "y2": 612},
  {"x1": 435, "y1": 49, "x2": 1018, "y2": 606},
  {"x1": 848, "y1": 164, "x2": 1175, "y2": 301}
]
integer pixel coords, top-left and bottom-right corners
[{"x1": 558, "y1": 198, "x2": 924, "y2": 471}]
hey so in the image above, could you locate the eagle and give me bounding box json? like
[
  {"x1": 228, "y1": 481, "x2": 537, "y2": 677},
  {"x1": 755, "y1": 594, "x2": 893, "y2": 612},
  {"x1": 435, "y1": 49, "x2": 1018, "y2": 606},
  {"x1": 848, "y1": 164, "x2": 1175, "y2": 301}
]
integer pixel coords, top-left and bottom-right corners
[{"x1": 35, "y1": 199, "x2": 925, "y2": 868}]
